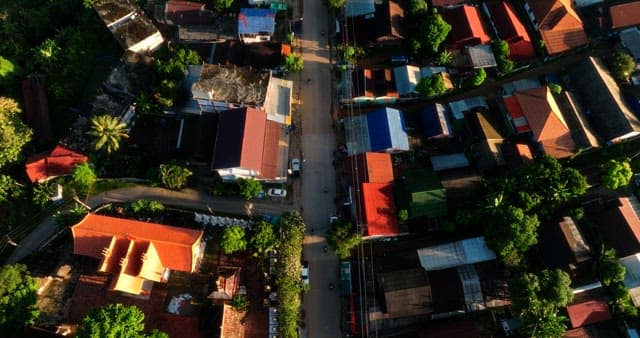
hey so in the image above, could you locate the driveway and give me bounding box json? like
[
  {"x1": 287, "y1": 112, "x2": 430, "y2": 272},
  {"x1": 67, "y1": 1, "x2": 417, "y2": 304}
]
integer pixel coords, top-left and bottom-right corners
[
  {"x1": 297, "y1": 1, "x2": 342, "y2": 337},
  {"x1": 5, "y1": 186, "x2": 294, "y2": 264}
]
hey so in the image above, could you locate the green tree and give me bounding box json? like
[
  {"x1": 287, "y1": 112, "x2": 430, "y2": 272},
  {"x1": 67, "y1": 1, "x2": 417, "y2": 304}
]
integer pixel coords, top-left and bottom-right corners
[
  {"x1": 211, "y1": 0, "x2": 235, "y2": 11},
  {"x1": 0, "y1": 264, "x2": 39, "y2": 335},
  {"x1": 608, "y1": 283, "x2": 638, "y2": 319},
  {"x1": 75, "y1": 304, "x2": 167, "y2": 338},
  {"x1": 548, "y1": 83, "x2": 562, "y2": 94},
  {"x1": 326, "y1": 220, "x2": 362, "y2": 259},
  {"x1": 220, "y1": 225, "x2": 247, "y2": 255},
  {"x1": 0, "y1": 174, "x2": 23, "y2": 204},
  {"x1": 159, "y1": 163, "x2": 192, "y2": 189},
  {"x1": 471, "y1": 68, "x2": 486, "y2": 87},
  {"x1": 72, "y1": 163, "x2": 97, "y2": 191},
  {"x1": 130, "y1": 199, "x2": 165, "y2": 214},
  {"x1": 0, "y1": 97, "x2": 33, "y2": 169},
  {"x1": 409, "y1": 0, "x2": 428, "y2": 14},
  {"x1": 601, "y1": 159, "x2": 633, "y2": 190},
  {"x1": 249, "y1": 221, "x2": 278, "y2": 258},
  {"x1": 415, "y1": 74, "x2": 447, "y2": 97},
  {"x1": 324, "y1": 0, "x2": 347, "y2": 9},
  {"x1": 484, "y1": 205, "x2": 539, "y2": 266},
  {"x1": 32, "y1": 181, "x2": 54, "y2": 207},
  {"x1": 0, "y1": 56, "x2": 18, "y2": 86},
  {"x1": 32, "y1": 38, "x2": 61, "y2": 72},
  {"x1": 597, "y1": 247, "x2": 626, "y2": 287},
  {"x1": 54, "y1": 203, "x2": 88, "y2": 228},
  {"x1": 415, "y1": 10, "x2": 451, "y2": 53},
  {"x1": 282, "y1": 53, "x2": 304, "y2": 73},
  {"x1": 436, "y1": 50, "x2": 453, "y2": 66},
  {"x1": 492, "y1": 39, "x2": 514, "y2": 74},
  {"x1": 611, "y1": 51, "x2": 636, "y2": 81},
  {"x1": 87, "y1": 115, "x2": 129, "y2": 154},
  {"x1": 236, "y1": 178, "x2": 262, "y2": 200},
  {"x1": 231, "y1": 294, "x2": 249, "y2": 311}
]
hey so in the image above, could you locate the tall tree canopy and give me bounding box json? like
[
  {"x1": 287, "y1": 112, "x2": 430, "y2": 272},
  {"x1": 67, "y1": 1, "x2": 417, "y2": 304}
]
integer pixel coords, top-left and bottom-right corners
[
  {"x1": 326, "y1": 220, "x2": 362, "y2": 259},
  {"x1": 601, "y1": 159, "x2": 633, "y2": 190},
  {"x1": 0, "y1": 264, "x2": 39, "y2": 335},
  {"x1": 220, "y1": 225, "x2": 248, "y2": 255},
  {"x1": 410, "y1": 9, "x2": 451, "y2": 53},
  {"x1": 75, "y1": 304, "x2": 168, "y2": 338},
  {"x1": 0, "y1": 97, "x2": 33, "y2": 169},
  {"x1": 249, "y1": 221, "x2": 278, "y2": 258},
  {"x1": 484, "y1": 204, "x2": 539, "y2": 266}
]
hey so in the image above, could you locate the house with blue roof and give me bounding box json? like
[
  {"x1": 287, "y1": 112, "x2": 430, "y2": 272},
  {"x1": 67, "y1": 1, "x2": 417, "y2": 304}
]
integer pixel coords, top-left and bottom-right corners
[
  {"x1": 420, "y1": 103, "x2": 454, "y2": 139},
  {"x1": 238, "y1": 8, "x2": 277, "y2": 44},
  {"x1": 343, "y1": 107, "x2": 410, "y2": 155}
]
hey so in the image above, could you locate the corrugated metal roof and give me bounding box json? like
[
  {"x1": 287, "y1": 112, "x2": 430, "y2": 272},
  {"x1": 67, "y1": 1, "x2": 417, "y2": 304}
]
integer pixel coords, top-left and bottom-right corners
[
  {"x1": 620, "y1": 28, "x2": 640, "y2": 61},
  {"x1": 366, "y1": 107, "x2": 409, "y2": 152},
  {"x1": 421, "y1": 103, "x2": 453, "y2": 138},
  {"x1": 465, "y1": 45, "x2": 497, "y2": 68},
  {"x1": 448, "y1": 96, "x2": 488, "y2": 120},
  {"x1": 567, "y1": 300, "x2": 612, "y2": 328},
  {"x1": 417, "y1": 236, "x2": 496, "y2": 271},
  {"x1": 431, "y1": 153, "x2": 470, "y2": 171},
  {"x1": 238, "y1": 8, "x2": 276, "y2": 34},
  {"x1": 344, "y1": 114, "x2": 371, "y2": 155},
  {"x1": 344, "y1": 0, "x2": 375, "y2": 17}
]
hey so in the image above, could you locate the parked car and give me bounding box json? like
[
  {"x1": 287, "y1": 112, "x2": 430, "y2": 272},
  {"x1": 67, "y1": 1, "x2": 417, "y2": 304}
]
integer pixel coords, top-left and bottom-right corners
[
  {"x1": 290, "y1": 158, "x2": 301, "y2": 176},
  {"x1": 267, "y1": 188, "x2": 287, "y2": 197},
  {"x1": 301, "y1": 261, "x2": 309, "y2": 286}
]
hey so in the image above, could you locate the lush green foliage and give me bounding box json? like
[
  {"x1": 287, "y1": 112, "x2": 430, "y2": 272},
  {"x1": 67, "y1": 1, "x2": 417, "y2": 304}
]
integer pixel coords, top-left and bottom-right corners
[
  {"x1": 211, "y1": 0, "x2": 234, "y2": 11},
  {"x1": 596, "y1": 246, "x2": 638, "y2": 319},
  {"x1": 129, "y1": 199, "x2": 165, "y2": 214},
  {"x1": 159, "y1": 163, "x2": 192, "y2": 189},
  {"x1": 548, "y1": 83, "x2": 562, "y2": 94},
  {"x1": 510, "y1": 269, "x2": 573, "y2": 338},
  {"x1": 0, "y1": 174, "x2": 23, "y2": 204},
  {"x1": 398, "y1": 209, "x2": 409, "y2": 223},
  {"x1": 72, "y1": 163, "x2": 97, "y2": 191},
  {"x1": 32, "y1": 182, "x2": 55, "y2": 207},
  {"x1": 220, "y1": 225, "x2": 248, "y2": 255},
  {"x1": 324, "y1": 0, "x2": 347, "y2": 9},
  {"x1": 0, "y1": 56, "x2": 18, "y2": 85},
  {"x1": 601, "y1": 159, "x2": 633, "y2": 190},
  {"x1": 75, "y1": 304, "x2": 167, "y2": 338},
  {"x1": 326, "y1": 220, "x2": 362, "y2": 259},
  {"x1": 415, "y1": 74, "x2": 448, "y2": 97},
  {"x1": 0, "y1": 264, "x2": 39, "y2": 335},
  {"x1": 236, "y1": 178, "x2": 263, "y2": 200},
  {"x1": 409, "y1": 0, "x2": 428, "y2": 14},
  {"x1": 87, "y1": 115, "x2": 129, "y2": 154},
  {"x1": 249, "y1": 221, "x2": 278, "y2": 258},
  {"x1": 436, "y1": 50, "x2": 452, "y2": 66},
  {"x1": 484, "y1": 204, "x2": 539, "y2": 266},
  {"x1": 409, "y1": 10, "x2": 451, "y2": 53},
  {"x1": 597, "y1": 247, "x2": 625, "y2": 287},
  {"x1": 276, "y1": 212, "x2": 305, "y2": 338},
  {"x1": 54, "y1": 203, "x2": 88, "y2": 228},
  {"x1": 492, "y1": 39, "x2": 514, "y2": 74},
  {"x1": 611, "y1": 51, "x2": 636, "y2": 81},
  {"x1": 231, "y1": 294, "x2": 249, "y2": 311},
  {"x1": 471, "y1": 68, "x2": 486, "y2": 87},
  {"x1": 0, "y1": 97, "x2": 33, "y2": 169},
  {"x1": 282, "y1": 53, "x2": 303, "y2": 73}
]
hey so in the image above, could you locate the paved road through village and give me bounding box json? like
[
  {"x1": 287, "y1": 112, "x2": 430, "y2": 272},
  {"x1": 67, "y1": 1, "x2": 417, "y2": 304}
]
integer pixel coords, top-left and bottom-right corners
[{"x1": 298, "y1": 1, "x2": 342, "y2": 337}]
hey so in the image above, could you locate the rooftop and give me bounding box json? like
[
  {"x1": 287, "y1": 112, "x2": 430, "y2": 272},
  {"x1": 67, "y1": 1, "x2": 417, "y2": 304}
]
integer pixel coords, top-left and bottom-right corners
[
  {"x1": 238, "y1": 8, "x2": 276, "y2": 35},
  {"x1": 567, "y1": 300, "x2": 612, "y2": 328},
  {"x1": 487, "y1": 1, "x2": 535, "y2": 61},
  {"x1": 610, "y1": 1, "x2": 640, "y2": 30},
  {"x1": 587, "y1": 197, "x2": 640, "y2": 258},
  {"x1": 443, "y1": 5, "x2": 491, "y2": 48},
  {"x1": 417, "y1": 236, "x2": 496, "y2": 271},
  {"x1": 25, "y1": 145, "x2": 88, "y2": 183},
  {"x1": 377, "y1": 268, "x2": 433, "y2": 318},
  {"x1": 360, "y1": 182, "x2": 401, "y2": 237},
  {"x1": 527, "y1": 0, "x2": 588, "y2": 54},
  {"x1": 192, "y1": 64, "x2": 270, "y2": 107}
]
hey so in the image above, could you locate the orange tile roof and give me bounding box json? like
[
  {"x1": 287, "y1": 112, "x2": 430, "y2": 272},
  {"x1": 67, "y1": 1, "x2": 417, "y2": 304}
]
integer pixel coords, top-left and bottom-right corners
[
  {"x1": 514, "y1": 87, "x2": 575, "y2": 158},
  {"x1": 610, "y1": 1, "x2": 640, "y2": 29},
  {"x1": 221, "y1": 304, "x2": 245, "y2": 338},
  {"x1": 364, "y1": 152, "x2": 394, "y2": 183},
  {"x1": 489, "y1": 1, "x2": 536, "y2": 61},
  {"x1": 567, "y1": 300, "x2": 612, "y2": 328},
  {"x1": 443, "y1": 5, "x2": 491, "y2": 48},
  {"x1": 528, "y1": 0, "x2": 588, "y2": 54},
  {"x1": 25, "y1": 145, "x2": 88, "y2": 183},
  {"x1": 71, "y1": 214, "x2": 203, "y2": 273},
  {"x1": 516, "y1": 143, "x2": 534, "y2": 161},
  {"x1": 504, "y1": 95, "x2": 531, "y2": 133},
  {"x1": 360, "y1": 183, "x2": 400, "y2": 237}
]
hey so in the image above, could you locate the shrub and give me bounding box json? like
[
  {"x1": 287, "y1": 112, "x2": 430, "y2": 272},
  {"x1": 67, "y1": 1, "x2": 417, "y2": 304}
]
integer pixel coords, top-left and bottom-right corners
[
  {"x1": 159, "y1": 163, "x2": 192, "y2": 189},
  {"x1": 231, "y1": 294, "x2": 249, "y2": 311}
]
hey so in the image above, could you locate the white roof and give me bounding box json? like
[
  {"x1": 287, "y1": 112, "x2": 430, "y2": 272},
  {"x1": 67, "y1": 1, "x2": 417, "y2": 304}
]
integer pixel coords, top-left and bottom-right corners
[
  {"x1": 394, "y1": 66, "x2": 448, "y2": 96},
  {"x1": 431, "y1": 153, "x2": 470, "y2": 171},
  {"x1": 621, "y1": 254, "x2": 640, "y2": 306},
  {"x1": 263, "y1": 76, "x2": 293, "y2": 124},
  {"x1": 448, "y1": 96, "x2": 488, "y2": 120},
  {"x1": 417, "y1": 236, "x2": 496, "y2": 271}
]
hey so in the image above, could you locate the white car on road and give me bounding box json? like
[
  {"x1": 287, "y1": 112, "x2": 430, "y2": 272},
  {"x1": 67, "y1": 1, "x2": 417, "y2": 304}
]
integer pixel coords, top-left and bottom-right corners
[
  {"x1": 301, "y1": 261, "x2": 309, "y2": 286},
  {"x1": 267, "y1": 188, "x2": 287, "y2": 197}
]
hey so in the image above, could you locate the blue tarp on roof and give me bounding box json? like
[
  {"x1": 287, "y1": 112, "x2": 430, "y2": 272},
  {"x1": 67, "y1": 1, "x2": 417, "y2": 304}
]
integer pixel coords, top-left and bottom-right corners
[
  {"x1": 238, "y1": 8, "x2": 276, "y2": 34},
  {"x1": 366, "y1": 107, "x2": 409, "y2": 152},
  {"x1": 421, "y1": 105, "x2": 443, "y2": 138}
]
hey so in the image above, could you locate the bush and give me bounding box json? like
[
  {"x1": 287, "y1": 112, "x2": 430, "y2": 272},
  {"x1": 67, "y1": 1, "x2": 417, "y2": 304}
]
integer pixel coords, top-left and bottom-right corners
[
  {"x1": 220, "y1": 225, "x2": 247, "y2": 255},
  {"x1": 471, "y1": 68, "x2": 486, "y2": 87},
  {"x1": 159, "y1": 163, "x2": 192, "y2": 190},
  {"x1": 129, "y1": 199, "x2": 165, "y2": 214},
  {"x1": 549, "y1": 83, "x2": 563, "y2": 94},
  {"x1": 611, "y1": 51, "x2": 636, "y2": 81},
  {"x1": 236, "y1": 178, "x2": 262, "y2": 200},
  {"x1": 326, "y1": 220, "x2": 362, "y2": 259},
  {"x1": 231, "y1": 294, "x2": 249, "y2": 311}
]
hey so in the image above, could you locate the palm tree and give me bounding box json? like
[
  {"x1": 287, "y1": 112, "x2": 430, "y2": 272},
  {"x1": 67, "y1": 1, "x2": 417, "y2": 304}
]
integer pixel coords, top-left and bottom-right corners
[{"x1": 87, "y1": 115, "x2": 129, "y2": 154}]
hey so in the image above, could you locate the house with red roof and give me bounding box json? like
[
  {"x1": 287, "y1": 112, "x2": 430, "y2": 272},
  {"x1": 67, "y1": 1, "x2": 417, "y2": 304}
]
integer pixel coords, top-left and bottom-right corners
[
  {"x1": 587, "y1": 197, "x2": 640, "y2": 258},
  {"x1": 486, "y1": 1, "x2": 536, "y2": 62},
  {"x1": 211, "y1": 107, "x2": 288, "y2": 182},
  {"x1": 504, "y1": 86, "x2": 576, "y2": 158},
  {"x1": 566, "y1": 300, "x2": 612, "y2": 328},
  {"x1": 164, "y1": 1, "x2": 212, "y2": 26},
  {"x1": 71, "y1": 214, "x2": 204, "y2": 295},
  {"x1": 25, "y1": 145, "x2": 88, "y2": 183},
  {"x1": 442, "y1": 5, "x2": 491, "y2": 49},
  {"x1": 343, "y1": 0, "x2": 405, "y2": 46},
  {"x1": 524, "y1": 0, "x2": 588, "y2": 55},
  {"x1": 610, "y1": 1, "x2": 640, "y2": 30},
  {"x1": 345, "y1": 152, "x2": 403, "y2": 238}
]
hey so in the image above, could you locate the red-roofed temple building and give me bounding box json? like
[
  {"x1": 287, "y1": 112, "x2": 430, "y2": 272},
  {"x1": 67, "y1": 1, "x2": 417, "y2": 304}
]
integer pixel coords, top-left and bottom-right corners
[{"x1": 25, "y1": 145, "x2": 88, "y2": 183}]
